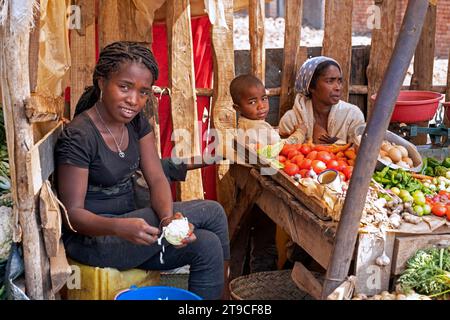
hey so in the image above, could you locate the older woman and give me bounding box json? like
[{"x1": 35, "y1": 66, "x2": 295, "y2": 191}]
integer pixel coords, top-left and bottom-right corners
[{"x1": 279, "y1": 56, "x2": 365, "y2": 145}]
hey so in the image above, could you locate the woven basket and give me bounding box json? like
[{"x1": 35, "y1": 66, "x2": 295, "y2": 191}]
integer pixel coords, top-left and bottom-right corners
[{"x1": 229, "y1": 270, "x2": 313, "y2": 300}]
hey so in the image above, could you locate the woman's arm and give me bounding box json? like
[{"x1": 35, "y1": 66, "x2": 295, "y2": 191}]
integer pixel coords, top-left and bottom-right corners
[
  {"x1": 139, "y1": 132, "x2": 173, "y2": 221},
  {"x1": 57, "y1": 164, "x2": 159, "y2": 245}
]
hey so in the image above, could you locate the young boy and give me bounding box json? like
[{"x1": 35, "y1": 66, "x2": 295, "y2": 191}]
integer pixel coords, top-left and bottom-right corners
[
  {"x1": 230, "y1": 74, "x2": 280, "y2": 148},
  {"x1": 229, "y1": 74, "x2": 279, "y2": 274}
]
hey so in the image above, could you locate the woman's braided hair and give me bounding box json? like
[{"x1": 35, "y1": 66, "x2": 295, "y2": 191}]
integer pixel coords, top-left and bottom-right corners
[{"x1": 74, "y1": 41, "x2": 159, "y2": 116}]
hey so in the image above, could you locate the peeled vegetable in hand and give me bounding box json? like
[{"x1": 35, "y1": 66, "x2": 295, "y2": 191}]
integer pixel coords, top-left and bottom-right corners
[{"x1": 162, "y1": 216, "x2": 191, "y2": 245}]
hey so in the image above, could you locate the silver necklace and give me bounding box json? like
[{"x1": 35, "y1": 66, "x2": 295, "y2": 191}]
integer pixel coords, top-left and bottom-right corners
[{"x1": 95, "y1": 106, "x2": 126, "y2": 158}]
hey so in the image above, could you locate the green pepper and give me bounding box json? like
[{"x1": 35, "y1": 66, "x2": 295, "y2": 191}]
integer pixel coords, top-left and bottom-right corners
[
  {"x1": 434, "y1": 166, "x2": 448, "y2": 177},
  {"x1": 427, "y1": 157, "x2": 441, "y2": 169},
  {"x1": 442, "y1": 157, "x2": 450, "y2": 168},
  {"x1": 425, "y1": 167, "x2": 434, "y2": 176}
]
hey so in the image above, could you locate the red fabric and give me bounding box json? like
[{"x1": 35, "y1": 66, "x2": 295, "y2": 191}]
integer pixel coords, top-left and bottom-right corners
[{"x1": 152, "y1": 16, "x2": 216, "y2": 200}]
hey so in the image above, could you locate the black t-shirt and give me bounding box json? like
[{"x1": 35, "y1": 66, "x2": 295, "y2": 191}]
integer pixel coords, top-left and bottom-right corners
[{"x1": 55, "y1": 111, "x2": 152, "y2": 207}]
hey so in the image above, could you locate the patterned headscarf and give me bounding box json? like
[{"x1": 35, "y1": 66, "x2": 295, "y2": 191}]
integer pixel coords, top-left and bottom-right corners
[{"x1": 295, "y1": 56, "x2": 341, "y2": 96}]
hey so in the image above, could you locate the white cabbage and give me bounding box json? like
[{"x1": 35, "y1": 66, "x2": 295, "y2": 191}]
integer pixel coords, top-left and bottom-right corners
[{"x1": 163, "y1": 217, "x2": 190, "y2": 246}]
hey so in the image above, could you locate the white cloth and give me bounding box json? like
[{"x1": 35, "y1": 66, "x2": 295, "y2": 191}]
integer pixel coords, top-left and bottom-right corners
[{"x1": 279, "y1": 94, "x2": 365, "y2": 145}]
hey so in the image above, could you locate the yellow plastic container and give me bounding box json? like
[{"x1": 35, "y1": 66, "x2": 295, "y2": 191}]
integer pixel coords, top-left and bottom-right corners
[{"x1": 66, "y1": 259, "x2": 160, "y2": 300}]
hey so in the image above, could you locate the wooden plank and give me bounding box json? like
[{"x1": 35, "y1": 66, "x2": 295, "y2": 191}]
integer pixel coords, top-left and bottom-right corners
[
  {"x1": 279, "y1": 0, "x2": 303, "y2": 119},
  {"x1": 445, "y1": 48, "x2": 450, "y2": 127},
  {"x1": 166, "y1": 0, "x2": 204, "y2": 201},
  {"x1": 70, "y1": 0, "x2": 96, "y2": 120},
  {"x1": 349, "y1": 46, "x2": 371, "y2": 116},
  {"x1": 410, "y1": 3, "x2": 436, "y2": 91},
  {"x1": 249, "y1": 0, "x2": 265, "y2": 82},
  {"x1": 354, "y1": 232, "x2": 395, "y2": 296},
  {"x1": 367, "y1": 0, "x2": 397, "y2": 120},
  {"x1": 29, "y1": 0, "x2": 41, "y2": 93},
  {"x1": 409, "y1": 3, "x2": 437, "y2": 145},
  {"x1": 254, "y1": 174, "x2": 336, "y2": 269},
  {"x1": 228, "y1": 169, "x2": 263, "y2": 241},
  {"x1": 212, "y1": 0, "x2": 237, "y2": 215},
  {"x1": 0, "y1": 21, "x2": 49, "y2": 299},
  {"x1": 322, "y1": 0, "x2": 353, "y2": 101},
  {"x1": 26, "y1": 122, "x2": 63, "y2": 196},
  {"x1": 392, "y1": 234, "x2": 450, "y2": 275},
  {"x1": 98, "y1": 0, "x2": 121, "y2": 49},
  {"x1": 291, "y1": 261, "x2": 323, "y2": 300}
]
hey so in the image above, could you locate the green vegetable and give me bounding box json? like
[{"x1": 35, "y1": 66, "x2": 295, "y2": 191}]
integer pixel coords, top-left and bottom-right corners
[
  {"x1": 398, "y1": 247, "x2": 450, "y2": 299},
  {"x1": 257, "y1": 141, "x2": 285, "y2": 159},
  {"x1": 442, "y1": 157, "x2": 450, "y2": 169},
  {"x1": 425, "y1": 167, "x2": 435, "y2": 176},
  {"x1": 427, "y1": 157, "x2": 441, "y2": 169},
  {"x1": 434, "y1": 166, "x2": 449, "y2": 177}
]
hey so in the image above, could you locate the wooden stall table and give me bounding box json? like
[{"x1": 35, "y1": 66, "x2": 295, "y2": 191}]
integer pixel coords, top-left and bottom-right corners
[{"x1": 229, "y1": 143, "x2": 450, "y2": 299}]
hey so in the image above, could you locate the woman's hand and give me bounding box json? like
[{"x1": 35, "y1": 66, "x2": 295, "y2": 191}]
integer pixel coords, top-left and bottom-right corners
[
  {"x1": 319, "y1": 134, "x2": 339, "y2": 144},
  {"x1": 160, "y1": 212, "x2": 197, "y2": 248},
  {"x1": 114, "y1": 218, "x2": 160, "y2": 245}
]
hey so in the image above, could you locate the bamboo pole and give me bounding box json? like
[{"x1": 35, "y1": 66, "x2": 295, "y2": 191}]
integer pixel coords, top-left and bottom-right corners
[{"x1": 321, "y1": 0, "x2": 430, "y2": 299}]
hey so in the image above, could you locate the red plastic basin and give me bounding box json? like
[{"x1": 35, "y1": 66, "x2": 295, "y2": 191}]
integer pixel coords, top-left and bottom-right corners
[{"x1": 371, "y1": 91, "x2": 443, "y2": 123}]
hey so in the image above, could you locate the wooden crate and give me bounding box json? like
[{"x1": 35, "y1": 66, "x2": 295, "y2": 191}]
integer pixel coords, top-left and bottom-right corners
[{"x1": 234, "y1": 139, "x2": 330, "y2": 221}]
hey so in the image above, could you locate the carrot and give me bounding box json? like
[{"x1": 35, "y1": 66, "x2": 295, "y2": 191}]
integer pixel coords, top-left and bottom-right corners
[{"x1": 411, "y1": 173, "x2": 434, "y2": 180}]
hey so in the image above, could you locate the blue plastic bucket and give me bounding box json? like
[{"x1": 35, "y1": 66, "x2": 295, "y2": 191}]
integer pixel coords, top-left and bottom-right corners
[{"x1": 115, "y1": 286, "x2": 202, "y2": 300}]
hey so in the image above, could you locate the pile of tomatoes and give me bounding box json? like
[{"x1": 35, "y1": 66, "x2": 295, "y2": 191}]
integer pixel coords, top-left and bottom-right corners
[
  {"x1": 279, "y1": 143, "x2": 356, "y2": 182},
  {"x1": 425, "y1": 190, "x2": 450, "y2": 220}
]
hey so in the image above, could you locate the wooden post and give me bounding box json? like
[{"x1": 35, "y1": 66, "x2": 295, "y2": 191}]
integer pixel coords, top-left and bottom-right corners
[
  {"x1": 279, "y1": 0, "x2": 303, "y2": 119},
  {"x1": 211, "y1": 0, "x2": 237, "y2": 215},
  {"x1": 70, "y1": 0, "x2": 96, "y2": 119},
  {"x1": 98, "y1": 0, "x2": 121, "y2": 48},
  {"x1": 445, "y1": 50, "x2": 450, "y2": 127},
  {"x1": 321, "y1": 0, "x2": 430, "y2": 299},
  {"x1": 409, "y1": 2, "x2": 437, "y2": 145},
  {"x1": 0, "y1": 16, "x2": 49, "y2": 299},
  {"x1": 410, "y1": 3, "x2": 436, "y2": 91},
  {"x1": 166, "y1": 0, "x2": 204, "y2": 201},
  {"x1": 322, "y1": 0, "x2": 353, "y2": 101},
  {"x1": 249, "y1": 0, "x2": 265, "y2": 82},
  {"x1": 367, "y1": 0, "x2": 397, "y2": 120}
]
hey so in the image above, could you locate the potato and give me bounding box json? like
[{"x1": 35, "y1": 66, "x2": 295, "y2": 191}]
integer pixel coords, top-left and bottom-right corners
[
  {"x1": 381, "y1": 156, "x2": 392, "y2": 163},
  {"x1": 388, "y1": 147, "x2": 402, "y2": 163},
  {"x1": 402, "y1": 157, "x2": 413, "y2": 167},
  {"x1": 381, "y1": 141, "x2": 392, "y2": 152},
  {"x1": 396, "y1": 145, "x2": 408, "y2": 158}
]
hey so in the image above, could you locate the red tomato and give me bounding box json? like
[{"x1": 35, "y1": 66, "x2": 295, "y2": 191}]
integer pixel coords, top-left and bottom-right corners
[
  {"x1": 311, "y1": 160, "x2": 327, "y2": 174},
  {"x1": 337, "y1": 160, "x2": 348, "y2": 172},
  {"x1": 299, "y1": 158, "x2": 312, "y2": 170},
  {"x1": 343, "y1": 166, "x2": 353, "y2": 180},
  {"x1": 284, "y1": 162, "x2": 300, "y2": 176},
  {"x1": 299, "y1": 145, "x2": 312, "y2": 155},
  {"x1": 306, "y1": 151, "x2": 318, "y2": 160},
  {"x1": 291, "y1": 154, "x2": 305, "y2": 166},
  {"x1": 432, "y1": 204, "x2": 447, "y2": 217},
  {"x1": 326, "y1": 159, "x2": 340, "y2": 170},
  {"x1": 288, "y1": 149, "x2": 301, "y2": 160},
  {"x1": 299, "y1": 169, "x2": 309, "y2": 178},
  {"x1": 278, "y1": 155, "x2": 287, "y2": 163},
  {"x1": 281, "y1": 144, "x2": 296, "y2": 157},
  {"x1": 339, "y1": 172, "x2": 347, "y2": 182},
  {"x1": 317, "y1": 151, "x2": 332, "y2": 163}
]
